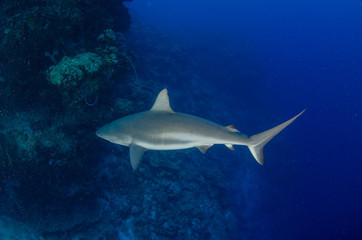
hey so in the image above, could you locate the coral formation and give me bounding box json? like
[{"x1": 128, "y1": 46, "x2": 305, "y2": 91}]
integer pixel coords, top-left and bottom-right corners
[
  {"x1": 47, "y1": 53, "x2": 103, "y2": 88},
  {"x1": 0, "y1": 0, "x2": 131, "y2": 88}
]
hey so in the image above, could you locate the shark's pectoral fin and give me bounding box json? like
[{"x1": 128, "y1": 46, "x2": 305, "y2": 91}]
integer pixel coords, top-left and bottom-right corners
[
  {"x1": 130, "y1": 145, "x2": 147, "y2": 170},
  {"x1": 196, "y1": 144, "x2": 214, "y2": 154}
]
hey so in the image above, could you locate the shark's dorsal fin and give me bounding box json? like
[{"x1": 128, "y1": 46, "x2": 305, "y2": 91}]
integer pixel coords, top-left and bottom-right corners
[
  {"x1": 225, "y1": 125, "x2": 240, "y2": 133},
  {"x1": 150, "y1": 89, "x2": 175, "y2": 113},
  {"x1": 196, "y1": 144, "x2": 213, "y2": 154},
  {"x1": 130, "y1": 145, "x2": 147, "y2": 170}
]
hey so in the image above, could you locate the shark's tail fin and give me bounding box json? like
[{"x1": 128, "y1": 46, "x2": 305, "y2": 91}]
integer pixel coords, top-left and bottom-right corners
[{"x1": 247, "y1": 110, "x2": 305, "y2": 165}]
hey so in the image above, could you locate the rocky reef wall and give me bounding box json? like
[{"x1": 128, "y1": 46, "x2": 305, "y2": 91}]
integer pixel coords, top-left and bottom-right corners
[{"x1": 0, "y1": 0, "x2": 135, "y2": 236}]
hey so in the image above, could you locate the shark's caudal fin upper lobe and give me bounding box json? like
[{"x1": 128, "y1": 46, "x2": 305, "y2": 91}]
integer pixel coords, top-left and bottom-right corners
[{"x1": 247, "y1": 110, "x2": 305, "y2": 165}]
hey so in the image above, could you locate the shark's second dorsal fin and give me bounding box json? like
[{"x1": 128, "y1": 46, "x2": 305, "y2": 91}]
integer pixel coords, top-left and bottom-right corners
[
  {"x1": 225, "y1": 125, "x2": 240, "y2": 133},
  {"x1": 150, "y1": 89, "x2": 175, "y2": 113}
]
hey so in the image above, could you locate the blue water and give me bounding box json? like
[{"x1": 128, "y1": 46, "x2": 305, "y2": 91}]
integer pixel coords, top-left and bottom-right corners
[
  {"x1": 128, "y1": 1, "x2": 362, "y2": 239},
  {"x1": 1, "y1": 0, "x2": 361, "y2": 239}
]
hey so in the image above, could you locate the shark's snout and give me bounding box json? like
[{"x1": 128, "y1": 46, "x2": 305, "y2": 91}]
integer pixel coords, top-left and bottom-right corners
[
  {"x1": 96, "y1": 128, "x2": 105, "y2": 138},
  {"x1": 96, "y1": 126, "x2": 119, "y2": 143}
]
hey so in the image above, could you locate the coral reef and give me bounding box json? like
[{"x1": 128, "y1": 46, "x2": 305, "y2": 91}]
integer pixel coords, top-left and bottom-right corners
[
  {"x1": 0, "y1": 0, "x2": 131, "y2": 89},
  {"x1": 0, "y1": 0, "x2": 135, "y2": 237}
]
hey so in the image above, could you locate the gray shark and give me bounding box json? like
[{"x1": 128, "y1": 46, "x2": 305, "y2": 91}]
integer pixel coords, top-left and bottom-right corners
[{"x1": 96, "y1": 89, "x2": 304, "y2": 170}]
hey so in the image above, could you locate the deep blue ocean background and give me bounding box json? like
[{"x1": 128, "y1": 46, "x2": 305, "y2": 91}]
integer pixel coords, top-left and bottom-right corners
[{"x1": 127, "y1": 0, "x2": 362, "y2": 239}]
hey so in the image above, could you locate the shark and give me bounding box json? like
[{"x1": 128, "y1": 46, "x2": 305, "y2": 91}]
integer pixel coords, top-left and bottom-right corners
[{"x1": 96, "y1": 89, "x2": 304, "y2": 170}]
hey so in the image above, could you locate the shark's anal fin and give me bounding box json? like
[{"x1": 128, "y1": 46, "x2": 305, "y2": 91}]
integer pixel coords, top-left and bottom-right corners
[
  {"x1": 196, "y1": 144, "x2": 214, "y2": 154},
  {"x1": 150, "y1": 89, "x2": 175, "y2": 113},
  {"x1": 225, "y1": 144, "x2": 235, "y2": 151},
  {"x1": 130, "y1": 145, "x2": 147, "y2": 170}
]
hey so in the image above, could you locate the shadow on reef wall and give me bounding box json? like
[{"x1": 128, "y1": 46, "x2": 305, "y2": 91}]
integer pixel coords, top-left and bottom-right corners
[{"x1": 0, "y1": 0, "x2": 136, "y2": 235}]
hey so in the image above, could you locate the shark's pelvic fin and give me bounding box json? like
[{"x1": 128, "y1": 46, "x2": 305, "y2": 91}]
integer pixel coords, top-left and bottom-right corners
[
  {"x1": 130, "y1": 145, "x2": 147, "y2": 170},
  {"x1": 150, "y1": 88, "x2": 175, "y2": 113},
  {"x1": 196, "y1": 144, "x2": 214, "y2": 154},
  {"x1": 248, "y1": 110, "x2": 305, "y2": 165}
]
